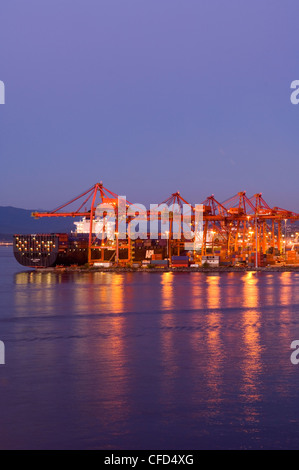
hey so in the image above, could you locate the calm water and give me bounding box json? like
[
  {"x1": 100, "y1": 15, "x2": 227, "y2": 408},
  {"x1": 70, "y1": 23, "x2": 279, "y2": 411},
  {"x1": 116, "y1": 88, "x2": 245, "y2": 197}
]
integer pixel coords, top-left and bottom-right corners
[{"x1": 1, "y1": 246, "x2": 299, "y2": 449}]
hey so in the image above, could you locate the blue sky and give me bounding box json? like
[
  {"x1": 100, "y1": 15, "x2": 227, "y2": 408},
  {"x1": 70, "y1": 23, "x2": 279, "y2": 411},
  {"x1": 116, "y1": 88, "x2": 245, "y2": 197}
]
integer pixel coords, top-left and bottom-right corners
[{"x1": 0, "y1": 0, "x2": 299, "y2": 210}]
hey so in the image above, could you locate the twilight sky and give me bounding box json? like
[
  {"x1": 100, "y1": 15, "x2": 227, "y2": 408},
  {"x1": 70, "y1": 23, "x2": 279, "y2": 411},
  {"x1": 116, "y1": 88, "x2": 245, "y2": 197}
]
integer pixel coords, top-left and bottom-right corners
[{"x1": 0, "y1": 0, "x2": 299, "y2": 211}]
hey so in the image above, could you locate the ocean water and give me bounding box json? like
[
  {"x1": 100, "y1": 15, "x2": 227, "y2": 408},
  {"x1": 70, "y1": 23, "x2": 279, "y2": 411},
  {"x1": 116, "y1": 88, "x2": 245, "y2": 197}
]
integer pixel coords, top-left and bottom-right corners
[{"x1": 1, "y1": 246, "x2": 299, "y2": 450}]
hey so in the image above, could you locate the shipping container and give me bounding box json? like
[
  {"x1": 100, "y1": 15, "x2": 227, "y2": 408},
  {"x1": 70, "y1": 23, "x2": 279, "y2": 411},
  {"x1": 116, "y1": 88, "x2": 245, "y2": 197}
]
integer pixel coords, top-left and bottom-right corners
[
  {"x1": 152, "y1": 254, "x2": 163, "y2": 261},
  {"x1": 151, "y1": 260, "x2": 169, "y2": 266}
]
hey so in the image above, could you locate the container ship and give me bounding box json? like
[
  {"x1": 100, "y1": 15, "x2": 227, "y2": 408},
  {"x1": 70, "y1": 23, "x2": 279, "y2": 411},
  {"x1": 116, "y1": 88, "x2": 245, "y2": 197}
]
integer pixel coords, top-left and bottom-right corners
[
  {"x1": 13, "y1": 232, "x2": 173, "y2": 268},
  {"x1": 13, "y1": 217, "x2": 172, "y2": 268},
  {"x1": 14, "y1": 217, "x2": 93, "y2": 268}
]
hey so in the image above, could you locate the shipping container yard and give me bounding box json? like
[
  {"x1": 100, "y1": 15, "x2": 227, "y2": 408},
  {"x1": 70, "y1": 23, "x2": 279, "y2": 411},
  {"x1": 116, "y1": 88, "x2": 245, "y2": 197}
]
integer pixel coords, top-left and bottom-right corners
[{"x1": 13, "y1": 182, "x2": 299, "y2": 269}]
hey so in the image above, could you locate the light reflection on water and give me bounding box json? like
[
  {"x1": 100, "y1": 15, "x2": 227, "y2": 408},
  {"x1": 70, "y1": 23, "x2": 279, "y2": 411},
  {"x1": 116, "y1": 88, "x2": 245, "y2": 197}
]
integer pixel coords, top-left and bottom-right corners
[{"x1": 1, "y1": 248, "x2": 299, "y2": 449}]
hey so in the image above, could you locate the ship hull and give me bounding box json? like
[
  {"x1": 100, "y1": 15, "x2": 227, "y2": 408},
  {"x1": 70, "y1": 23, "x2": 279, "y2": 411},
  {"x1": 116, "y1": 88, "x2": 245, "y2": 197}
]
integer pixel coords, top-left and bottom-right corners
[{"x1": 13, "y1": 234, "x2": 88, "y2": 268}]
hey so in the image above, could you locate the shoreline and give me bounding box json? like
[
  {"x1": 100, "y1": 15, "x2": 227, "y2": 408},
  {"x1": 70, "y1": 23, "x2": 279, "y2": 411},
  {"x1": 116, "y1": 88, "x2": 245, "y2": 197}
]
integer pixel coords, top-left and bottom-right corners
[{"x1": 33, "y1": 265, "x2": 299, "y2": 274}]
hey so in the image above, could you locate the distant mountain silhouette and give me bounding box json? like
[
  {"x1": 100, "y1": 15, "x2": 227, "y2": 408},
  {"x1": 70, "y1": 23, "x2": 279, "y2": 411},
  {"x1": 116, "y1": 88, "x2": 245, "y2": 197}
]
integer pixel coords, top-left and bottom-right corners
[{"x1": 0, "y1": 206, "x2": 79, "y2": 240}]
